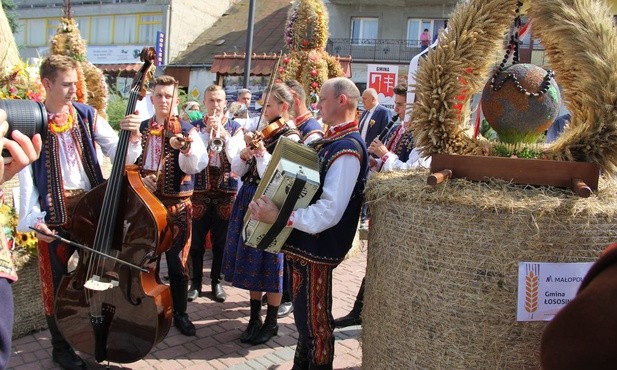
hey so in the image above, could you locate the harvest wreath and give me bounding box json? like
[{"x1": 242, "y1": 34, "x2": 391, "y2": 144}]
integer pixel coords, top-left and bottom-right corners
[{"x1": 410, "y1": 0, "x2": 617, "y2": 191}]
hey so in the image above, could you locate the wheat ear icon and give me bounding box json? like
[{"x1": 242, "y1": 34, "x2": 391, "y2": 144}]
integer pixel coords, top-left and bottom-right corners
[{"x1": 525, "y1": 270, "x2": 539, "y2": 319}]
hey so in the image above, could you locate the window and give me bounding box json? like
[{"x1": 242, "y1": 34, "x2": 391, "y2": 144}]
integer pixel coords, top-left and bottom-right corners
[
  {"x1": 14, "y1": 20, "x2": 25, "y2": 46},
  {"x1": 75, "y1": 17, "x2": 90, "y2": 41},
  {"x1": 25, "y1": 19, "x2": 46, "y2": 46},
  {"x1": 138, "y1": 14, "x2": 162, "y2": 44},
  {"x1": 90, "y1": 16, "x2": 113, "y2": 45},
  {"x1": 19, "y1": 12, "x2": 162, "y2": 47},
  {"x1": 114, "y1": 15, "x2": 137, "y2": 44},
  {"x1": 351, "y1": 17, "x2": 378, "y2": 44},
  {"x1": 407, "y1": 19, "x2": 447, "y2": 47}
]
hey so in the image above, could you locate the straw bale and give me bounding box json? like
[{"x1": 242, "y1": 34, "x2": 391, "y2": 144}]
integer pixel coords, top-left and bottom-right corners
[
  {"x1": 362, "y1": 170, "x2": 617, "y2": 369},
  {"x1": 12, "y1": 256, "x2": 46, "y2": 339}
]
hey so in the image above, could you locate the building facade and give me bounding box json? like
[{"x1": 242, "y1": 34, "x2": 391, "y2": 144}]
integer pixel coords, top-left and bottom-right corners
[{"x1": 12, "y1": 0, "x2": 239, "y2": 82}]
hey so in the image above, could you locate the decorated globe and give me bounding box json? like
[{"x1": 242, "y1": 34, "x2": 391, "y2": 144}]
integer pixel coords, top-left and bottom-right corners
[{"x1": 481, "y1": 63, "x2": 561, "y2": 144}]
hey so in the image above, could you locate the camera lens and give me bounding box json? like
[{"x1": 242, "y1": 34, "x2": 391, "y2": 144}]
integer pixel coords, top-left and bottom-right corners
[{"x1": 0, "y1": 99, "x2": 48, "y2": 142}]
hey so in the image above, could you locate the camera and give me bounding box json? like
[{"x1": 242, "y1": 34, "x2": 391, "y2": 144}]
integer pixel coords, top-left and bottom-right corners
[{"x1": 0, "y1": 99, "x2": 48, "y2": 142}]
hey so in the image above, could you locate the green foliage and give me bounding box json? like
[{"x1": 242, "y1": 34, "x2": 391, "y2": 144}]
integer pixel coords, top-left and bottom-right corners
[
  {"x1": 491, "y1": 142, "x2": 545, "y2": 159},
  {"x1": 2, "y1": 0, "x2": 19, "y2": 34},
  {"x1": 106, "y1": 92, "x2": 128, "y2": 131}
]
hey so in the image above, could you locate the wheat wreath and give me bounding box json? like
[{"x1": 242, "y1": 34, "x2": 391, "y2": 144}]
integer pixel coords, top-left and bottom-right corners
[{"x1": 411, "y1": 0, "x2": 617, "y2": 175}]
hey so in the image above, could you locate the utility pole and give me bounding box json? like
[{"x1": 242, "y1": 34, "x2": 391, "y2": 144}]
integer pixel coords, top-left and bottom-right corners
[{"x1": 243, "y1": 0, "x2": 256, "y2": 88}]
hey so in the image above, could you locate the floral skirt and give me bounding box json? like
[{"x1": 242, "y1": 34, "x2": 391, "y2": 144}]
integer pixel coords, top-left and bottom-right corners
[{"x1": 222, "y1": 183, "x2": 284, "y2": 293}]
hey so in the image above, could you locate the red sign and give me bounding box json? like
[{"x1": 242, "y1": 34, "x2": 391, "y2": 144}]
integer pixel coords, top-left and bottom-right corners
[{"x1": 368, "y1": 72, "x2": 396, "y2": 97}]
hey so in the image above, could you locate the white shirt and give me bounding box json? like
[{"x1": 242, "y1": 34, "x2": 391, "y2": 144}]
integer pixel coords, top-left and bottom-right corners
[
  {"x1": 378, "y1": 147, "x2": 432, "y2": 172},
  {"x1": 231, "y1": 151, "x2": 271, "y2": 180},
  {"x1": 289, "y1": 124, "x2": 362, "y2": 234},
  {"x1": 359, "y1": 107, "x2": 375, "y2": 142},
  {"x1": 198, "y1": 120, "x2": 245, "y2": 168},
  {"x1": 17, "y1": 115, "x2": 143, "y2": 232}
]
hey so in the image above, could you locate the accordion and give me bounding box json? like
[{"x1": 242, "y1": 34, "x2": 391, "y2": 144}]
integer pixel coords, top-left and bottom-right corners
[{"x1": 243, "y1": 136, "x2": 320, "y2": 253}]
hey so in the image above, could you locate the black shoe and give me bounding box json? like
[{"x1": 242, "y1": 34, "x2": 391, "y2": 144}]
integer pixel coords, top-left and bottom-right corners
[
  {"x1": 174, "y1": 313, "x2": 196, "y2": 336},
  {"x1": 187, "y1": 284, "x2": 201, "y2": 302},
  {"x1": 212, "y1": 283, "x2": 227, "y2": 302},
  {"x1": 334, "y1": 313, "x2": 362, "y2": 328},
  {"x1": 240, "y1": 319, "x2": 262, "y2": 343},
  {"x1": 277, "y1": 302, "x2": 294, "y2": 317},
  {"x1": 249, "y1": 322, "x2": 278, "y2": 345},
  {"x1": 52, "y1": 346, "x2": 86, "y2": 370}
]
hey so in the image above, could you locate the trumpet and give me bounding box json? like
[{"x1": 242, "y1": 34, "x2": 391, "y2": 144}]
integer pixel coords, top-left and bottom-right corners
[
  {"x1": 208, "y1": 109, "x2": 224, "y2": 153},
  {"x1": 210, "y1": 125, "x2": 224, "y2": 153}
]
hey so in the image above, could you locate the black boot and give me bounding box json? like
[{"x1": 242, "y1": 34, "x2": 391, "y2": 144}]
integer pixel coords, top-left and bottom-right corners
[
  {"x1": 46, "y1": 316, "x2": 86, "y2": 370},
  {"x1": 240, "y1": 299, "x2": 262, "y2": 343},
  {"x1": 278, "y1": 290, "x2": 294, "y2": 317},
  {"x1": 334, "y1": 277, "x2": 365, "y2": 328},
  {"x1": 211, "y1": 280, "x2": 227, "y2": 302},
  {"x1": 188, "y1": 247, "x2": 203, "y2": 302},
  {"x1": 187, "y1": 280, "x2": 201, "y2": 302},
  {"x1": 170, "y1": 277, "x2": 196, "y2": 336},
  {"x1": 250, "y1": 304, "x2": 279, "y2": 345}
]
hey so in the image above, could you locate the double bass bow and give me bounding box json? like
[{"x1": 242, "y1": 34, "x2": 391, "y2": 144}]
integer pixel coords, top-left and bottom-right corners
[{"x1": 54, "y1": 47, "x2": 174, "y2": 364}]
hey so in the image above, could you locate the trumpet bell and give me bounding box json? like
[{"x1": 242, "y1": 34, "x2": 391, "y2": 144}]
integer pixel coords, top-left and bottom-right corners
[{"x1": 210, "y1": 137, "x2": 224, "y2": 153}]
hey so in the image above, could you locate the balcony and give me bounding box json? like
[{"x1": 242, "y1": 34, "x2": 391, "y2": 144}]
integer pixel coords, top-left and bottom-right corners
[{"x1": 326, "y1": 38, "x2": 423, "y2": 64}]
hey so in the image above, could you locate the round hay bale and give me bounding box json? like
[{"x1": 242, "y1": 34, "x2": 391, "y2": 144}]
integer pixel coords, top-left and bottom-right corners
[
  {"x1": 11, "y1": 256, "x2": 46, "y2": 339},
  {"x1": 362, "y1": 170, "x2": 617, "y2": 369}
]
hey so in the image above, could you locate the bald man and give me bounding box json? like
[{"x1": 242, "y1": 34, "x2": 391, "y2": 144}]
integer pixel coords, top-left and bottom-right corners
[
  {"x1": 249, "y1": 77, "x2": 369, "y2": 369},
  {"x1": 358, "y1": 88, "x2": 393, "y2": 146}
]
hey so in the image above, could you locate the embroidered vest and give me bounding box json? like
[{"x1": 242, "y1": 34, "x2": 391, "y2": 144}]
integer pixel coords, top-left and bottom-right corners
[
  {"x1": 283, "y1": 131, "x2": 368, "y2": 265},
  {"x1": 383, "y1": 124, "x2": 415, "y2": 163},
  {"x1": 32, "y1": 102, "x2": 103, "y2": 227},
  {"x1": 296, "y1": 116, "x2": 322, "y2": 142},
  {"x1": 137, "y1": 118, "x2": 195, "y2": 197},
  {"x1": 192, "y1": 118, "x2": 241, "y2": 194}
]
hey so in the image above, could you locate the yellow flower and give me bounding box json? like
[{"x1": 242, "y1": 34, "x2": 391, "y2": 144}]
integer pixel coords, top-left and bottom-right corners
[{"x1": 369, "y1": 119, "x2": 376, "y2": 127}]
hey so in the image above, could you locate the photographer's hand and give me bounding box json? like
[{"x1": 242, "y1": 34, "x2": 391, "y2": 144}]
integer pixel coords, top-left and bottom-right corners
[{"x1": 0, "y1": 109, "x2": 42, "y2": 185}]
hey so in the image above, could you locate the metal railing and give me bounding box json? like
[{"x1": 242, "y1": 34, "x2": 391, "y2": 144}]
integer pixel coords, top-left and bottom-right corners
[{"x1": 326, "y1": 38, "x2": 424, "y2": 63}]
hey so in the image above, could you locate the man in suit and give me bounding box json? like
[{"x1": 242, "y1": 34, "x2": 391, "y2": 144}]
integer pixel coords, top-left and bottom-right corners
[
  {"x1": 358, "y1": 88, "x2": 393, "y2": 146},
  {"x1": 357, "y1": 88, "x2": 393, "y2": 228}
]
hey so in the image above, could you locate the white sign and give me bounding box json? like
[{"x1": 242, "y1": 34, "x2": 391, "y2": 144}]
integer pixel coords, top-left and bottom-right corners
[
  {"x1": 517, "y1": 262, "x2": 593, "y2": 321},
  {"x1": 87, "y1": 45, "x2": 149, "y2": 64},
  {"x1": 366, "y1": 64, "x2": 398, "y2": 110}
]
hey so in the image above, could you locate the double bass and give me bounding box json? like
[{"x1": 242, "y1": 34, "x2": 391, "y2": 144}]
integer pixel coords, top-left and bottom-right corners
[{"x1": 54, "y1": 47, "x2": 174, "y2": 363}]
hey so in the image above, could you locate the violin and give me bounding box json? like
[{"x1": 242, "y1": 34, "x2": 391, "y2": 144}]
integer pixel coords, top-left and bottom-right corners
[
  {"x1": 54, "y1": 47, "x2": 174, "y2": 364},
  {"x1": 249, "y1": 116, "x2": 287, "y2": 149},
  {"x1": 166, "y1": 115, "x2": 192, "y2": 151}
]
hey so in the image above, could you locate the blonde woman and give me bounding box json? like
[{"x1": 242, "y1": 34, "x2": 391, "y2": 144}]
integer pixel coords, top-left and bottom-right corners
[{"x1": 222, "y1": 83, "x2": 299, "y2": 345}]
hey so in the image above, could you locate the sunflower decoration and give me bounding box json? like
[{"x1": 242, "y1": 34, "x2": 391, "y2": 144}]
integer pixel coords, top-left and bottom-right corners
[
  {"x1": 0, "y1": 198, "x2": 37, "y2": 265},
  {"x1": 281, "y1": 0, "x2": 344, "y2": 106},
  {"x1": 50, "y1": 2, "x2": 109, "y2": 119},
  {"x1": 411, "y1": 0, "x2": 617, "y2": 176}
]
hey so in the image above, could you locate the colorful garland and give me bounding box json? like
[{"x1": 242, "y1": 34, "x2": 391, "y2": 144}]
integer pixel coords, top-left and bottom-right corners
[
  {"x1": 51, "y1": 16, "x2": 109, "y2": 119},
  {"x1": 281, "y1": 0, "x2": 344, "y2": 106}
]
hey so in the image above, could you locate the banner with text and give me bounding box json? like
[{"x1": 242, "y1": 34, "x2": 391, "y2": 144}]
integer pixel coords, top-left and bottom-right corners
[
  {"x1": 517, "y1": 262, "x2": 593, "y2": 321},
  {"x1": 366, "y1": 64, "x2": 398, "y2": 110}
]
